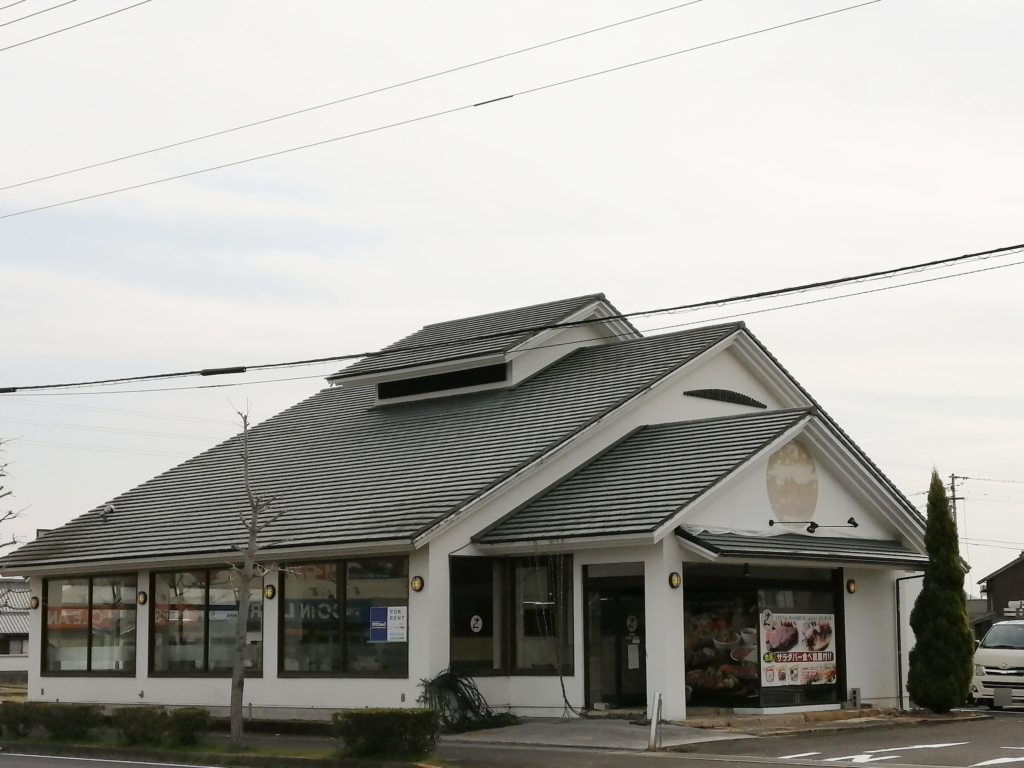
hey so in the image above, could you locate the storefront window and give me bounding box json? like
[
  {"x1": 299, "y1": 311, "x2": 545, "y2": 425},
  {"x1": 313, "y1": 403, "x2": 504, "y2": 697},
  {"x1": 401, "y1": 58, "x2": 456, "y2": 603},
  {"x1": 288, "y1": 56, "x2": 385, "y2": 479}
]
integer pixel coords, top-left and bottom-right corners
[
  {"x1": 449, "y1": 555, "x2": 573, "y2": 676},
  {"x1": 43, "y1": 575, "x2": 137, "y2": 674},
  {"x1": 450, "y1": 557, "x2": 505, "y2": 674},
  {"x1": 683, "y1": 564, "x2": 839, "y2": 708},
  {"x1": 280, "y1": 557, "x2": 409, "y2": 676},
  {"x1": 151, "y1": 570, "x2": 263, "y2": 675}
]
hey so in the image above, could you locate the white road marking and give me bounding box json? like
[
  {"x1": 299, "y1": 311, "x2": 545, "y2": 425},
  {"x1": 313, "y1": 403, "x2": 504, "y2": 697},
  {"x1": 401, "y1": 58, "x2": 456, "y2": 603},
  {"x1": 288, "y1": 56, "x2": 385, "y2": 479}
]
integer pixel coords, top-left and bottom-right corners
[
  {"x1": 0, "y1": 755, "x2": 222, "y2": 768},
  {"x1": 823, "y1": 756, "x2": 900, "y2": 763},
  {"x1": 971, "y1": 759, "x2": 1024, "y2": 767},
  {"x1": 866, "y1": 742, "x2": 971, "y2": 753},
  {"x1": 779, "y1": 753, "x2": 822, "y2": 759}
]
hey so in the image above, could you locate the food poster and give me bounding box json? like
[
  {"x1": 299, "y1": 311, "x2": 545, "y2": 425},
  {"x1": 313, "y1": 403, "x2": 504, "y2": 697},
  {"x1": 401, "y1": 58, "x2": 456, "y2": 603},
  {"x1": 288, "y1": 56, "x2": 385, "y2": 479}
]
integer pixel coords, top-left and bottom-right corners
[
  {"x1": 683, "y1": 595, "x2": 761, "y2": 703},
  {"x1": 759, "y1": 611, "x2": 836, "y2": 687}
]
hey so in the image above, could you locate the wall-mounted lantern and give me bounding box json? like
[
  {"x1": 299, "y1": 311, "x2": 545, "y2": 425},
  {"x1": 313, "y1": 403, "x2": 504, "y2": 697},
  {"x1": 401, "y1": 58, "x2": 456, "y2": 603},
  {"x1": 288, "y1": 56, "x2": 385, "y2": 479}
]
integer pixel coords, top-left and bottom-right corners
[
  {"x1": 668, "y1": 572, "x2": 682, "y2": 589},
  {"x1": 410, "y1": 576, "x2": 425, "y2": 592},
  {"x1": 136, "y1": 591, "x2": 148, "y2": 606},
  {"x1": 29, "y1": 596, "x2": 39, "y2": 610},
  {"x1": 263, "y1": 584, "x2": 277, "y2": 600},
  {"x1": 846, "y1": 579, "x2": 857, "y2": 594}
]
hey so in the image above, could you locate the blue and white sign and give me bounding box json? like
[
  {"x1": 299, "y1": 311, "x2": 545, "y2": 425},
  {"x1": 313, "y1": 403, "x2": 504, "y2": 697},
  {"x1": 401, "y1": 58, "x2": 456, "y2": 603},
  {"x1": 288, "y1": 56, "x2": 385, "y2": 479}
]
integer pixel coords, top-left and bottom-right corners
[{"x1": 369, "y1": 606, "x2": 408, "y2": 643}]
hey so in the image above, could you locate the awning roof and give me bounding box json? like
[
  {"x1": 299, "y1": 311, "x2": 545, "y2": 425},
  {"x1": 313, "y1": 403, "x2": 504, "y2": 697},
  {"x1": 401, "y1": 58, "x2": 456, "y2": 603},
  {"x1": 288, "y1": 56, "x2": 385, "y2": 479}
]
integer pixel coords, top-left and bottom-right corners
[{"x1": 678, "y1": 529, "x2": 928, "y2": 569}]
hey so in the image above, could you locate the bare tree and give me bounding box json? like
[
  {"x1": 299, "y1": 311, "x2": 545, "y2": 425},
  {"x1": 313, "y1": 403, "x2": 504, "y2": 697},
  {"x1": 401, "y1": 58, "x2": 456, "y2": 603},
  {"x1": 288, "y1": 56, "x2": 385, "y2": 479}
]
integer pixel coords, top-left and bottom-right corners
[
  {"x1": 227, "y1": 410, "x2": 287, "y2": 749},
  {"x1": 0, "y1": 438, "x2": 25, "y2": 609}
]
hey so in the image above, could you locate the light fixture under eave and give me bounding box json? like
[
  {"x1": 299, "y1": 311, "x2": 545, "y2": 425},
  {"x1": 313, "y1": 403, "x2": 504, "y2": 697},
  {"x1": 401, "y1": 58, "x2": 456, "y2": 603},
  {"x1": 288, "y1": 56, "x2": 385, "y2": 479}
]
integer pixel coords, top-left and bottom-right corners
[
  {"x1": 848, "y1": 517, "x2": 859, "y2": 528},
  {"x1": 410, "y1": 576, "x2": 425, "y2": 592},
  {"x1": 29, "y1": 596, "x2": 39, "y2": 610},
  {"x1": 136, "y1": 591, "x2": 148, "y2": 606},
  {"x1": 846, "y1": 579, "x2": 857, "y2": 594},
  {"x1": 263, "y1": 584, "x2": 276, "y2": 600},
  {"x1": 668, "y1": 572, "x2": 682, "y2": 589},
  {"x1": 806, "y1": 521, "x2": 819, "y2": 534}
]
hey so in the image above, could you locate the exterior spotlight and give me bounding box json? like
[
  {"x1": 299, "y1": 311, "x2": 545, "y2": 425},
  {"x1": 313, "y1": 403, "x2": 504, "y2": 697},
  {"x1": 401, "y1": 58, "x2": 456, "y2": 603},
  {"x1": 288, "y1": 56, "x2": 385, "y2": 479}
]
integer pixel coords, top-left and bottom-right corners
[
  {"x1": 847, "y1": 517, "x2": 859, "y2": 528},
  {"x1": 846, "y1": 579, "x2": 857, "y2": 594},
  {"x1": 410, "y1": 576, "x2": 425, "y2": 592},
  {"x1": 668, "y1": 572, "x2": 682, "y2": 589},
  {"x1": 136, "y1": 591, "x2": 148, "y2": 606},
  {"x1": 263, "y1": 584, "x2": 277, "y2": 600},
  {"x1": 29, "y1": 596, "x2": 40, "y2": 610},
  {"x1": 806, "y1": 521, "x2": 819, "y2": 534}
]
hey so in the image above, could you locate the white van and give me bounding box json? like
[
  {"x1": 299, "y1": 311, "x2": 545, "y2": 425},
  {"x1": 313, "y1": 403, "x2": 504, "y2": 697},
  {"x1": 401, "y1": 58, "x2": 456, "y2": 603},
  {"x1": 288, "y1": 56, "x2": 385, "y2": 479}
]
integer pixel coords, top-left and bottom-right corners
[{"x1": 972, "y1": 620, "x2": 1024, "y2": 709}]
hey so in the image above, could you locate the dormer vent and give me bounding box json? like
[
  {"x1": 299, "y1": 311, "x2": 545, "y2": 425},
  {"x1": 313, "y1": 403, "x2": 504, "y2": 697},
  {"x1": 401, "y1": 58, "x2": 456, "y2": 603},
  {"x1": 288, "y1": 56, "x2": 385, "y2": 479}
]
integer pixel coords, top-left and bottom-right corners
[
  {"x1": 683, "y1": 388, "x2": 767, "y2": 409},
  {"x1": 377, "y1": 363, "x2": 508, "y2": 400}
]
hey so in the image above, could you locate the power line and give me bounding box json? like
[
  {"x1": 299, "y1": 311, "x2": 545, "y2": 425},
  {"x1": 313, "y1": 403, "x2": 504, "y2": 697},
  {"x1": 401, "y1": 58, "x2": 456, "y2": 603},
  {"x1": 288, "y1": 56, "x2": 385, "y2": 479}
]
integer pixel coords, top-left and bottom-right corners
[
  {"x1": 0, "y1": 0, "x2": 32, "y2": 12},
  {"x1": 0, "y1": 396, "x2": 236, "y2": 424},
  {"x1": 0, "y1": 0, "x2": 881, "y2": 219},
  {"x1": 0, "y1": 0, "x2": 705, "y2": 192},
  {"x1": 1, "y1": 239, "x2": 1019, "y2": 395},
  {"x1": 0, "y1": 416, "x2": 223, "y2": 441},
  {"x1": 0, "y1": 0, "x2": 81, "y2": 28},
  {"x1": 0, "y1": 0, "x2": 152, "y2": 55},
  {"x1": 17, "y1": 438, "x2": 189, "y2": 458}
]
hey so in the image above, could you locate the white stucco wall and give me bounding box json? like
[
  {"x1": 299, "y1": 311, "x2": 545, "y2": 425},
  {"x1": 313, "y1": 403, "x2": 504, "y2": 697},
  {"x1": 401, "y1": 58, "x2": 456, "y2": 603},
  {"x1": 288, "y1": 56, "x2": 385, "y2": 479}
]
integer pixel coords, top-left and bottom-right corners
[{"x1": 842, "y1": 567, "x2": 910, "y2": 708}]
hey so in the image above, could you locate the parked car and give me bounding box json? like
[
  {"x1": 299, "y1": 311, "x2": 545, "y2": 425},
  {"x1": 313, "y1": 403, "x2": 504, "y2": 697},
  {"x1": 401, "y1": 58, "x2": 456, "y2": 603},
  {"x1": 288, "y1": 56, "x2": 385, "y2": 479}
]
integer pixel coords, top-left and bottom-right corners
[{"x1": 972, "y1": 620, "x2": 1024, "y2": 709}]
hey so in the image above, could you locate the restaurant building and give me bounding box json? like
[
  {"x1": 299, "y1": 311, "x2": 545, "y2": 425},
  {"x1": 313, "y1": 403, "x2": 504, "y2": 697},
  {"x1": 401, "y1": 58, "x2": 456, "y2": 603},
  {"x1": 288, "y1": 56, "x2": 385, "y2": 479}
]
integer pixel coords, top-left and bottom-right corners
[{"x1": 1, "y1": 294, "x2": 928, "y2": 720}]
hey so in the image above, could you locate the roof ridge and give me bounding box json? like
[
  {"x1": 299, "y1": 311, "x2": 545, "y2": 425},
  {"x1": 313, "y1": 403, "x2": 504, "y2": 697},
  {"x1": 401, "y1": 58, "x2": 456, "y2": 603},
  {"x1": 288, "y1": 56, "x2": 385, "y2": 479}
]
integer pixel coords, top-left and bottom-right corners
[{"x1": 421, "y1": 293, "x2": 606, "y2": 329}]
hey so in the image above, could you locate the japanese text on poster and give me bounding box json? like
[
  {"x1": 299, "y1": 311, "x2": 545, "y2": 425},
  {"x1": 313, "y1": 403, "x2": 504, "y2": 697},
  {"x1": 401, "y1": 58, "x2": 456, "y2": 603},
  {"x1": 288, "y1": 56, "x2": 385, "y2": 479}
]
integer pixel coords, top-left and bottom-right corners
[{"x1": 759, "y1": 611, "x2": 836, "y2": 686}]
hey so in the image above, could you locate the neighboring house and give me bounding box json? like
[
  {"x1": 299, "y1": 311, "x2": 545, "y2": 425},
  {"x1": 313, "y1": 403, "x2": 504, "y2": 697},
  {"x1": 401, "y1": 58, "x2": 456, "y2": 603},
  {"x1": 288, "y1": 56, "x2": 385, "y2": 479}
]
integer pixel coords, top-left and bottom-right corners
[
  {"x1": 975, "y1": 553, "x2": 1024, "y2": 638},
  {"x1": 0, "y1": 577, "x2": 30, "y2": 682},
  {"x1": 0, "y1": 294, "x2": 929, "y2": 720}
]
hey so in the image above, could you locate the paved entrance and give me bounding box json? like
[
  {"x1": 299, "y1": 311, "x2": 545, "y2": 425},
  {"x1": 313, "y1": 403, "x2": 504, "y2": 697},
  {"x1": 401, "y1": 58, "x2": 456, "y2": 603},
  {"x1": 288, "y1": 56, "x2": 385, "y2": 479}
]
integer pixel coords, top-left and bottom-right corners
[{"x1": 442, "y1": 716, "x2": 752, "y2": 750}]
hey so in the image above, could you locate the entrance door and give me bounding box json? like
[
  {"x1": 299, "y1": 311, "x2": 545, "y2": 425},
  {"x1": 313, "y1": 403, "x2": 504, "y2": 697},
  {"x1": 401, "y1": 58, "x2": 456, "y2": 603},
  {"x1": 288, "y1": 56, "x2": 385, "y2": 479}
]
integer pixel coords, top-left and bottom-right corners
[{"x1": 585, "y1": 583, "x2": 646, "y2": 709}]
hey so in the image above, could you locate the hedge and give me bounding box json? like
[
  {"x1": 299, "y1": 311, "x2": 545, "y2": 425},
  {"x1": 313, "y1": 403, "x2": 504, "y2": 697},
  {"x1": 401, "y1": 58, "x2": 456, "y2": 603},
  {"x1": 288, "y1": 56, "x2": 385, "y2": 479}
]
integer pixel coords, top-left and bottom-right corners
[
  {"x1": 167, "y1": 707, "x2": 213, "y2": 746},
  {"x1": 0, "y1": 701, "x2": 44, "y2": 738},
  {"x1": 111, "y1": 706, "x2": 169, "y2": 746},
  {"x1": 331, "y1": 708, "x2": 439, "y2": 759},
  {"x1": 37, "y1": 703, "x2": 104, "y2": 740}
]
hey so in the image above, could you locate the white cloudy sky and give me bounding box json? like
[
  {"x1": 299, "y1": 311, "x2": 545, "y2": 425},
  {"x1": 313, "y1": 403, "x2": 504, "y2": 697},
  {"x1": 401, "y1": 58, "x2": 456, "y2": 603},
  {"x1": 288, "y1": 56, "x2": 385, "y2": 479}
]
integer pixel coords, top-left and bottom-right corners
[{"x1": 1, "y1": 0, "x2": 1022, "y2": 595}]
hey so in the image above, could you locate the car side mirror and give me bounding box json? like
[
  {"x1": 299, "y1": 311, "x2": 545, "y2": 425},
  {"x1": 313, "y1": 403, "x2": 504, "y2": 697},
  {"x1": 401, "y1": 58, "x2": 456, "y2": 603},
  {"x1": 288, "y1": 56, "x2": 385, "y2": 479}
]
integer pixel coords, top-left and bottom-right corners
[{"x1": 976, "y1": 639, "x2": 981, "y2": 649}]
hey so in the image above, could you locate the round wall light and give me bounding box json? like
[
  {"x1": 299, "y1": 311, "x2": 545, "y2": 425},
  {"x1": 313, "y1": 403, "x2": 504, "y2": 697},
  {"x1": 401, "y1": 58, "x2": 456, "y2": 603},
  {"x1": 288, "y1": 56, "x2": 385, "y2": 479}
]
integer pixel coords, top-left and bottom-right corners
[
  {"x1": 29, "y1": 596, "x2": 40, "y2": 610},
  {"x1": 410, "y1": 576, "x2": 425, "y2": 592},
  {"x1": 136, "y1": 591, "x2": 148, "y2": 606},
  {"x1": 846, "y1": 579, "x2": 857, "y2": 594},
  {"x1": 668, "y1": 572, "x2": 682, "y2": 589},
  {"x1": 263, "y1": 584, "x2": 277, "y2": 600}
]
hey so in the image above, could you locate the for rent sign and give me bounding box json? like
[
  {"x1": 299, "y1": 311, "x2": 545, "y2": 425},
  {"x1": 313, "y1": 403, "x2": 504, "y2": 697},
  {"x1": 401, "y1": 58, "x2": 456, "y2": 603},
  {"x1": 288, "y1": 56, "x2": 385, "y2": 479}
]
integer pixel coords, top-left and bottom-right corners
[{"x1": 759, "y1": 610, "x2": 837, "y2": 686}]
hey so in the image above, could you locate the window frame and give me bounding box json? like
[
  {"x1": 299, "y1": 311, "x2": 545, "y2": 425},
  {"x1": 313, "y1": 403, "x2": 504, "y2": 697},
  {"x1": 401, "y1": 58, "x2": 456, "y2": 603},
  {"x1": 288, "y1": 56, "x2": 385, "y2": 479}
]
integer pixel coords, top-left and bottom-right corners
[
  {"x1": 277, "y1": 557, "x2": 410, "y2": 679},
  {"x1": 148, "y1": 569, "x2": 265, "y2": 679},
  {"x1": 449, "y1": 555, "x2": 574, "y2": 678},
  {"x1": 41, "y1": 573, "x2": 138, "y2": 678}
]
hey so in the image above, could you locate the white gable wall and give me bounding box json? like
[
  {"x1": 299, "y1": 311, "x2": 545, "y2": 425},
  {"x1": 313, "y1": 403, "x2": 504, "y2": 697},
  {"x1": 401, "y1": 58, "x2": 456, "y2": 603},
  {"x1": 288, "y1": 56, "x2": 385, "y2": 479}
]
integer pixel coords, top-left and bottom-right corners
[{"x1": 681, "y1": 436, "x2": 902, "y2": 541}]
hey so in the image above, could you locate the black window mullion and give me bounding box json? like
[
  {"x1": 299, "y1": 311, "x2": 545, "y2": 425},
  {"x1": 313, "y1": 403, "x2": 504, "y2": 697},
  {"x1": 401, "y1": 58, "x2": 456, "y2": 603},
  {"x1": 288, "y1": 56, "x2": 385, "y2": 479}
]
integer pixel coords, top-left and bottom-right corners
[
  {"x1": 203, "y1": 570, "x2": 210, "y2": 673},
  {"x1": 339, "y1": 560, "x2": 348, "y2": 673},
  {"x1": 86, "y1": 577, "x2": 93, "y2": 672}
]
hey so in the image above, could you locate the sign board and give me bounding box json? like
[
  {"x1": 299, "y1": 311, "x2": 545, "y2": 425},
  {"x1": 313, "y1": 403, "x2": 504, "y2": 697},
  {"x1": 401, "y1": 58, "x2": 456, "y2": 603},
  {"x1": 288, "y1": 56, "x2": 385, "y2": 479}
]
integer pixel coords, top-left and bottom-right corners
[
  {"x1": 470, "y1": 615, "x2": 483, "y2": 633},
  {"x1": 759, "y1": 610, "x2": 837, "y2": 686},
  {"x1": 626, "y1": 615, "x2": 639, "y2": 634},
  {"x1": 369, "y1": 606, "x2": 408, "y2": 643}
]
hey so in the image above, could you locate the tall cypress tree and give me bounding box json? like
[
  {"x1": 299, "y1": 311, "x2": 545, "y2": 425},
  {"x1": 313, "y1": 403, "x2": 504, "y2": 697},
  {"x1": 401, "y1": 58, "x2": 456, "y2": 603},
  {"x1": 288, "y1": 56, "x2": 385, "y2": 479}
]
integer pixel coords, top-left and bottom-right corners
[{"x1": 906, "y1": 470, "x2": 974, "y2": 712}]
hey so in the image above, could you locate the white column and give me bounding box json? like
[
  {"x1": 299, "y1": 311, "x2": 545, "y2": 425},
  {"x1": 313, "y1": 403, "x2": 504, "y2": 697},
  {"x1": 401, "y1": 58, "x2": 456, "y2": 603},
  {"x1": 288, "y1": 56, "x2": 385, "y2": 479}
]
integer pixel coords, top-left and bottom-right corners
[
  {"x1": 137, "y1": 570, "x2": 150, "y2": 690},
  {"x1": 645, "y1": 537, "x2": 687, "y2": 721},
  {"x1": 260, "y1": 569, "x2": 278, "y2": 684}
]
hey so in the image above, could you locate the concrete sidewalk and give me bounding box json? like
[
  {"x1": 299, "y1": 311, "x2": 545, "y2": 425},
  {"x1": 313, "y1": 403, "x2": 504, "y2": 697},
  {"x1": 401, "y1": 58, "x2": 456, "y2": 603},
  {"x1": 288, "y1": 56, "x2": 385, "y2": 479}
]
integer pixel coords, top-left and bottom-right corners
[{"x1": 442, "y1": 717, "x2": 752, "y2": 750}]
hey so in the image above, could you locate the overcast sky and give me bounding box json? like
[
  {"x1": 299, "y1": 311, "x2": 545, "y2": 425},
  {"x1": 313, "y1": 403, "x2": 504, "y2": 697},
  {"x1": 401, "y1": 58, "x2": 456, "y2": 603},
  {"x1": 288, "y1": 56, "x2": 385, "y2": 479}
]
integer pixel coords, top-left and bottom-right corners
[{"x1": 2, "y1": 0, "x2": 1022, "y2": 595}]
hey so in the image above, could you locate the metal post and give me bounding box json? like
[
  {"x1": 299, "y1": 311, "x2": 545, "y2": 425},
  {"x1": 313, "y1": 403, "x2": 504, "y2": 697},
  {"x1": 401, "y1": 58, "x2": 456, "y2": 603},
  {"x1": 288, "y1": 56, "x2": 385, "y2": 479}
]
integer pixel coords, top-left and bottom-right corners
[{"x1": 648, "y1": 691, "x2": 663, "y2": 750}]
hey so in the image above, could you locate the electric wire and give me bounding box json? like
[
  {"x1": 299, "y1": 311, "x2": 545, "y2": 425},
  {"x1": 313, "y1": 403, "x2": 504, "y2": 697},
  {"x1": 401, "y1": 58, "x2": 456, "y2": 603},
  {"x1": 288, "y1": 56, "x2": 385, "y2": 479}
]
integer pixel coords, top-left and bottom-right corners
[
  {"x1": 17, "y1": 438, "x2": 190, "y2": 458},
  {"x1": 0, "y1": 396, "x2": 236, "y2": 424},
  {"x1": 0, "y1": 0, "x2": 705, "y2": 192},
  {"x1": 1, "y1": 240, "x2": 1019, "y2": 395},
  {"x1": 0, "y1": 0, "x2": 81, "y2": 28},
  {"x1": 0, "y1": 0, "x2": 151, "y2": 54},
  {"x1": 0, "y1": 0, "x2": 881, "y2": 219},
  {"x1": 0, "y1": 0, "x2": 31, "y2": 12},
  {"x1": 0, "y1": 416, "x2": 223, "y2": 440}
]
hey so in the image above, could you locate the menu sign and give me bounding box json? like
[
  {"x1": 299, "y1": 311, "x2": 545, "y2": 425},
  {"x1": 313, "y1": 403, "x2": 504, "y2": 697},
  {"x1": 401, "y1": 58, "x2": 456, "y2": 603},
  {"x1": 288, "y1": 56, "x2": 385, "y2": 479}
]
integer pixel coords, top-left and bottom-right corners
[{"x1": 759, "y1": 610, "x2": 837, "y2": 687}]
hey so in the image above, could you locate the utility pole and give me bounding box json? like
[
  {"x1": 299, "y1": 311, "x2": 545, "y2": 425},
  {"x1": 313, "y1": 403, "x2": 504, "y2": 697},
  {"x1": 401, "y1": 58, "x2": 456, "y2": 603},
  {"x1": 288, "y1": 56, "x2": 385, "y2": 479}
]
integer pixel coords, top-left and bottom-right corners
[{"x1": 949, "y1": 473, "x2": 964, "y2": 528}]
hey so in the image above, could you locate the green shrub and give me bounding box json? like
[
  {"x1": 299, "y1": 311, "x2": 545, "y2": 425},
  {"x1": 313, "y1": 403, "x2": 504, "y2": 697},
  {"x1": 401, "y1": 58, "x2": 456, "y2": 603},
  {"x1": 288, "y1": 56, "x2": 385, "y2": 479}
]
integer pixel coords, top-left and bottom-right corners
[
  {"x1": 331, "y1": 708, "x2": 439, "y2": 759},
  {"x1": 0, "y1": 701, "x2": 44, "y2": 738},
  {"x1": 166, "y1": 707, "x2": 212, "y2": 746},
  {"x1": 111, "y1": 706, "x2": 168, "y2": 746},
  {"x1": 37, "y1": 703, "x2": 104, "y2": 740}
]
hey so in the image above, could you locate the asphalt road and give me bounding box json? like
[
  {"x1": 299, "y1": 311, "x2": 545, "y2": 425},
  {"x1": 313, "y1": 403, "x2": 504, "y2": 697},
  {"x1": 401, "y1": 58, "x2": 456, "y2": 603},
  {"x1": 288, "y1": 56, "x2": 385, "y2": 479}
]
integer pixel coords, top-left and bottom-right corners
[{"x1": 437, "y1": 709, "x2": 1024, "y2": 768}]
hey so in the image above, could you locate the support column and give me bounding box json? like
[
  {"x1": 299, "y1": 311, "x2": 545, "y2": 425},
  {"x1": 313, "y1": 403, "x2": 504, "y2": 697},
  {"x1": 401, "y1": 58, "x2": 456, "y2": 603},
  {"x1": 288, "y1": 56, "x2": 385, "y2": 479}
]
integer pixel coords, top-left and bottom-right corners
[{"x1": 645, "y1": 537, "x2": 687, "y2": 721}]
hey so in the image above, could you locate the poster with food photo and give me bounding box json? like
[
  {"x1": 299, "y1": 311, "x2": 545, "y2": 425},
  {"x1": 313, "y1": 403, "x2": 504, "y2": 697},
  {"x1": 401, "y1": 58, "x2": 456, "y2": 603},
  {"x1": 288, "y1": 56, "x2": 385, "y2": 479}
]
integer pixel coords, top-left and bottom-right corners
[{"x1": 759, "y1": 611, "x2": 836, "y2": 687}]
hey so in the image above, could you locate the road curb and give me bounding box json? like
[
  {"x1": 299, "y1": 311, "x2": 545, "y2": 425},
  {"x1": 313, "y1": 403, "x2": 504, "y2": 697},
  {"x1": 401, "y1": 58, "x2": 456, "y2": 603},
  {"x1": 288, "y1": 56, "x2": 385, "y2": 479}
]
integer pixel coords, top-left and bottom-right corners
[{"x1": 0, "y1": 740, "x2": 417, "y2": 767}]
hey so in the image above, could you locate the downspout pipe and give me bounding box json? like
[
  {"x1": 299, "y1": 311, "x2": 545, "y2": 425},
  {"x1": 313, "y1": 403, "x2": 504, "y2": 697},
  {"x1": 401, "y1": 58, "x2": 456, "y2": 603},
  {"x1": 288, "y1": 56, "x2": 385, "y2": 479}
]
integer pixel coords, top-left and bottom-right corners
[{"x1": 895, "y1": 574, "x2": 924, "y2": 710}]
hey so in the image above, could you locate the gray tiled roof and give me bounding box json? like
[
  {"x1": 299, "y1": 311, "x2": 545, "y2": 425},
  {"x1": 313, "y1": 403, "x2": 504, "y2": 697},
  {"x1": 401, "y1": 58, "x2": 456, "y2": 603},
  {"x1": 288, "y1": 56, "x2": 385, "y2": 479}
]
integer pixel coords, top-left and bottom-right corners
[
  {"x1": 477, "y1": 409, "x2": 810, "y2": 544},
  {"x1": 331, "y1": 294, "x2": 611, "y2": 379},
  {"x1": 1, "y1": 323, "x2": 740, "y2": 569},
  {"x1": 0, "y1": 583, "x2": 30, "y2": 610},
  {"x1": 0, "y1": 612, "x2": 28, "y2": 636},
  {"x1": 680, "y1": 530, "x2": 928, "y2": 568}
]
